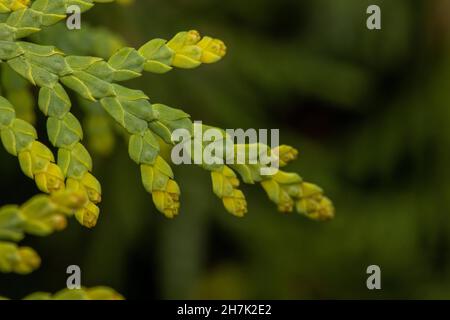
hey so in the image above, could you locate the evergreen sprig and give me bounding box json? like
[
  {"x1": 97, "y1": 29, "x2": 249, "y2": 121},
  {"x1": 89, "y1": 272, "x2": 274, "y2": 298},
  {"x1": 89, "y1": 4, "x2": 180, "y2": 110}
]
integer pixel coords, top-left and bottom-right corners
[
  {"x1": 0, "y1": 0, "x2": 334, "y2": 299},
  {"x1": 0, "y1": 3, "x2": 335, "y2": 219}
]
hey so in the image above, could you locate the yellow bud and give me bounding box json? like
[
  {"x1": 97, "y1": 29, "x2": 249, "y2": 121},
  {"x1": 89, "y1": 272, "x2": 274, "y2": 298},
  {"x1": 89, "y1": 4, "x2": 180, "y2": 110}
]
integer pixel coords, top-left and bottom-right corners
[
  {"x1": 49, "y1": 214, "x2": 68, "y2": 231},
  {"x1": 152, "y1": 191, "x2": 167, "y2": 216},
  {"x1": 296, "y1": 198, "x2": 315, "y2": 213},
  {"x1": 14, "y1": 246, "x2": 41, "y2": 274},
  {"x1": 273, "y1": 145, "x2": 298, "y2": 167},
  {"x1": 35, "y1": 163, "x2": 65, "y2": 193},
  {"x1": 167, "y1": 30, "x2": 204, "y2": 68},
  {"x1": 185, "y1": 30, "x2": 201, "y2": 45},
  {"x1": 152, "y1": 179, "x2": 181, "y2": 218},
  {"x1": 75, "y1": 202, "x2": 99, "y2": 228},
  {"x1": 166, "y1": 179, "x2": 181, "y2": 197},
  {"x1": 223, "y1": 189, "x2": 247, "y2": 217},
  {"x1": 166, "y1": 31, "x2": 226, "y2": 68},
  {"x1": 81, "y1": 172, "x2": 102, "y2": 203},
  {"x1": 297, "y1": 196, "x2": 334, "y2": 221},
  {"x1": 212, "y1": 166, "x2": 240, "y2": 197},
  {"x1": 197, "y1": 37, "x2": 227, "y2": 64},
  {"x1": 277, "y1": 189, "x2": 294, "y2": 213},
  {"x1": 167, "y1": 30, "x2": 201, "y2": 52},
  {"x1": 319, "y1": 197, "x2": 335, "y2": 220}
]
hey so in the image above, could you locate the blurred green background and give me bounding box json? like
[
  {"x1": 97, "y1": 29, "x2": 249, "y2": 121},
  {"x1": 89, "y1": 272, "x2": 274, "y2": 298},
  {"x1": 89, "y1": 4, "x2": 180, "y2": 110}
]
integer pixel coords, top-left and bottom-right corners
[{"x1": 1, "y1": 0, "x2": 450, "y2": 299}]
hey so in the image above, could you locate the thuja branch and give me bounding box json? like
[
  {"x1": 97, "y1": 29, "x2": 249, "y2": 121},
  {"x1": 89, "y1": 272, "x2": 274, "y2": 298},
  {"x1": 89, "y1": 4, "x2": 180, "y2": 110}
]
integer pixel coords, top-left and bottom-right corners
[
  {"x1": 0, "y1": 0, "x2": 334, "y2": 300},
  {"x1": 0, "y1": 30, "x2": 334, "y2": 220},
  {"x1": 25, "y1": 26, "x2": 333, "y2": 219},
  {"x1": 178, "y1": 124, "x2": 334, "y2": 220},
  {"x1": 0, "y1": 94, "x2": 101, "y2": 227},
  {"x1": 0, "y1": 33, "x2": 225, "y2": 219}
]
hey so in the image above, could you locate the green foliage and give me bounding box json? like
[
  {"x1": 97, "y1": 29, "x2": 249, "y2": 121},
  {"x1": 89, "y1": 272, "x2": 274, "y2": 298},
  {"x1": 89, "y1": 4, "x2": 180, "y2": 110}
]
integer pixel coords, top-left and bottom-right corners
[
  {"x1": 1, "y1": 0, "x2": 333, "y2": 220},
  {"x1": 0, "y1": 0, "x2": 334, "y2": 300}
]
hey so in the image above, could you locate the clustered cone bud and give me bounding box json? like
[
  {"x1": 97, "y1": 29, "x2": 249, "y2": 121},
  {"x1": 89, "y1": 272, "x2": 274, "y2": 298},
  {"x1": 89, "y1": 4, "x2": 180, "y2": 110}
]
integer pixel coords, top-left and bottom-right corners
[
  {"x1": 0, "y1": 243, "x2": 41, "y2": 274},
  {"x1": 211, "y1": 166, "x2": 248, "y2": 217}
]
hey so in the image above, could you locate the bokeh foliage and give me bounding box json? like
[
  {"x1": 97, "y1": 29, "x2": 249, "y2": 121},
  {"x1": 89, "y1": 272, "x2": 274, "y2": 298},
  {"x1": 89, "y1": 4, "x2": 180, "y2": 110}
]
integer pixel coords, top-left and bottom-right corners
[{"x1": 1, "y1": 0, "x2": 449, "y2": 299}]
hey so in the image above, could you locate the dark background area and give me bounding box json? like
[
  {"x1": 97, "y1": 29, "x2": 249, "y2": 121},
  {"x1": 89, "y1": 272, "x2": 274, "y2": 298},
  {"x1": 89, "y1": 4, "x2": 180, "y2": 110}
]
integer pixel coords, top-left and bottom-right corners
[{"x1": 1, "y1": 0, "x2": 450, "y2": 299}]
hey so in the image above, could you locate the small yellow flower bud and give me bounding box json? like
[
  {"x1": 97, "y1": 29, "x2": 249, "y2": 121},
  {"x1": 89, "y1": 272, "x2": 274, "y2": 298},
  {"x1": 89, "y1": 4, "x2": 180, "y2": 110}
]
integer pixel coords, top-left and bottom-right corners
[
  {"x1": 197, "y1": 37, "x2": 227, "y2": 64},
  {"x1": 152, "y1": 179, "x2": 181, "y2": 218},
  {"x1": 75, "y1": 202, "x2": 100, "y2": 228},
  {"x1": 223, "y1": 189, "x2": 247, "y2": 217},
  {"x1": 167, "y1": 30, "x2": 200, "y2": 52},
  {"x1": 185, "y1": 30, "x2": 201, "y2": 46},
  {"x1": 81, "y1": 172, "x2": 102, "y2": 203},
  {"x1": 162, "y1": 30, "x2": 227, "y2": 69},
  {"x1": 167, "y1": 30, "x2": 205, "y2": 69},
  {"x1": 296, "y1": 183, "x2": 334, "y2": 221},
  {"x1": 49, "y1": 214, "x2": 68, "y2": 231},
  {"x1": 273, "y1": 145, "x2": 299, "y2": 167},
  {"x1": 277, "y1": 189, "x2": 294, "y2": 213},
  {"x1": 211, "y1": 166, "x2": 248, "y2": 216},
  {"x1": 15, "y1": 246, "x2": 41, "y2": 275},
  {"x1": 297, "y1": 196, "x2": 334, "y2": 221},
  {"x1": 35, "y1": 163, "x2": 65, "y2": 193}
]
